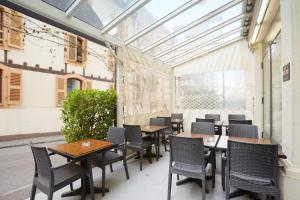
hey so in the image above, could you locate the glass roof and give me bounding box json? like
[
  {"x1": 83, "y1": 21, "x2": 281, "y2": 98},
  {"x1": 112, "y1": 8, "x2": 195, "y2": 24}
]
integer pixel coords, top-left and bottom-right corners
[{"x1": 40, "y1": 0, "x2": 252, "y2": 67}]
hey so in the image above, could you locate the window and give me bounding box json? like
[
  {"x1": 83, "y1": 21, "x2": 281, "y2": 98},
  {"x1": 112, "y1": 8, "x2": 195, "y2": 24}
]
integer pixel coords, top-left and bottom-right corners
[
  {"x1": 177, "y1": 70, "x2": 246, "y2": 110},
  {"x1": 64, "y1": 34, "x2": 87, "y2": 64},
  {"x1": 0, "y1": 8, "x2": 4, "y2": 46},
  {"x1": 56, "y1": 74, "x2": 92, "y2": 106},
  {"x1": 67, "y1": 78, "x2": 81, "y2": 93},
  {"x1": 0, "y1": 64, "x2": 22, "y2": 107},
  {"x1": 0, "y1": 7, "x2": 24, "y2": 49},
  {"x1": 0, "y1": 69, "x2": 2, "y2": 104}
]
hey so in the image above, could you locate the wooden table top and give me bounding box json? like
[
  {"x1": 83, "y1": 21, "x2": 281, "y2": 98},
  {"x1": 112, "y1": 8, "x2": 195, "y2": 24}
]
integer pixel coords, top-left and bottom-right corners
[
  {"x1": 48, "y1": 139, "x2": 116, "y2": 160},
  {"x1": 176, "y1": 132, "x2": 220, "y2": 148},
  {"x1": 216, "y1": 136, "x2": 271, "y2": 150},
  {"x1": 171, "y1": 119, "x2": 184, "y2": 123},
  {"x1": 140, "y1": 125, "x2": 168, "y2": 133}
]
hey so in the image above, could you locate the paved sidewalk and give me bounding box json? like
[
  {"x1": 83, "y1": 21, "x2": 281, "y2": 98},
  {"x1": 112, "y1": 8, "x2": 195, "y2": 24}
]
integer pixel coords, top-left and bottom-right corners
[{"x1": 0, "y1": 135, "x2": 64, "y2": 149}]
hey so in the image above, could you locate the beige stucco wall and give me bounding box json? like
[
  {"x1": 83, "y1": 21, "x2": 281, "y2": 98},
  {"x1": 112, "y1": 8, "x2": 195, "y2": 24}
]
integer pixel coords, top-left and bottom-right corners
[{"x1": 0, "y1": 13, "x2": 113, "y2": 136}]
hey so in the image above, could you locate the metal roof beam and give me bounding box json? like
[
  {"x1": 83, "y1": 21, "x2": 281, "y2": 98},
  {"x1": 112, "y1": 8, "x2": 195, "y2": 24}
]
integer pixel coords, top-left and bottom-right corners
[
  {"x1": 65, "y1": 0, "x2": 87, "y2": 17},
  {"x1": 143, "y1": 0, "x2": 244, "y2": 53},
  {"x1": 125, "y1": 0, "x2": 202, "y2": 45},
  {"x1": 154, "y1": 13, "x2": 248, "y2": 59},
  {"x1": 163, "y1": 26, "x2": 245, "y2": 63},
  {"x1": 170, "y1": 36, "x2": 245, "y2": 68},
  {"x1": 101, "y1": 0, "x2": 151, "y2": 34}
]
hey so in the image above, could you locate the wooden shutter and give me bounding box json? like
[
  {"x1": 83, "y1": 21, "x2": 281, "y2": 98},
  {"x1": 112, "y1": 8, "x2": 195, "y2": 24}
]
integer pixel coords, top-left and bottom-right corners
[
  {"x1": 56, "y1": 75, "x2": 66, "y2": 107},
  {"x1": 7, "y1": 68, "x2": 21, "y2": 105},
  {"x1": 82, "y1": 39, "x2": 87, "y2": 64},
  {"x1": 84, "y1": 80, "x2": 92, "y2": 89},
  {"x1": 68, "y1": 34, "x2": 77, "y2": 62},
  {"x1": 7, "y1": 10, "x2": 23, "y2": 49}
]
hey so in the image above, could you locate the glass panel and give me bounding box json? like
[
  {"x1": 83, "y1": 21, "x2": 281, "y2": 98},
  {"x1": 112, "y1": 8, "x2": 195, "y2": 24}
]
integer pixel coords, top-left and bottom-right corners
[
  {"x1": 271, "y1": 34, "x2": 282, "y2": 144},
  {"x1": 87, "y1": 0, "x2": 137, "y2": 27},
  {"x1": 160, "y1": 21, "x2": 242, "y2": 62},
  {"x1": 177, "y1": 70, "x2": 245, "y2": 110},
  {"x1": 133, "y1": 0, "x2": 235, "y2": 50},
  {"x1": 224, "y1": 70, "x2": 246, "y2": 110},
  {"x1": 150, "y1": 3, "x2": 243, "y2": 56},
  {"x1": 109, "y1": 0, "x2": 189, "y2": 40},
  {"x1": 74, "y1": 3, "x2": 104, "y2": 29},
  {"x1": 263, "y1": 46, "x2": 271, "y2": 139},
  {"x1": 41, "y1": 0, "x2": 76, "y2": 12},
  {"x1": 165, "y1": 32, "x2": 241, "y2": 65},
  {"x1": 67, "y1": 78, "x2": 81, "y2": 93}
]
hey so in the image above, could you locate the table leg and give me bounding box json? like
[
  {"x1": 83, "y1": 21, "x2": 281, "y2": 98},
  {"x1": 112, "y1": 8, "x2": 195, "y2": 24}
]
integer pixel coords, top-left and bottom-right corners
[
  {"x1": 177, "y1": 123, "x2": 180, "y2": 133},
  {"x1": 61, "y1": 159, "x2": 109, "y2": 198}
]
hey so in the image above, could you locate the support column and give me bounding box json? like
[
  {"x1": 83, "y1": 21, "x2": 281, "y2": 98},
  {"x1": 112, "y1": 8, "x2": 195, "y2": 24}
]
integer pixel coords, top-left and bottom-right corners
[{"x1": 280, "y1": 0, "x2": 300, "y2": 199}]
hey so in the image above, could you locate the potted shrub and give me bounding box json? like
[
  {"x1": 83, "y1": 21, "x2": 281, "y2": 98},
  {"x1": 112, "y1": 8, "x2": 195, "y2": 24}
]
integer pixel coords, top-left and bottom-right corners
[{"x1": 61, "y1": 89, "x2": 116, "y2": 143}]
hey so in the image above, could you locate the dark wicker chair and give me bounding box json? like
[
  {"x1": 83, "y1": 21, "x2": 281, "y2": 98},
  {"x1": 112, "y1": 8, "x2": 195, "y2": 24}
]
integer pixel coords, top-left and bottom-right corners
[
  {"x1": 191, "y1": 122, "x2": 215, "y2": 135},
  {"x1": 205, "y1": 114, "x2": 220, "y2": 121},
  {"x1": 167, "y1": 136, "x2": 206, "y2": 200},
  {"x1": 225, "y1": 141, "x2": 280, "y2": 200},
  {"x1": 205, "y1": 114, "x2": 221, "y2": 135},
  {"x1": 29, "y1": 145, "x2": 94, "y2": 200},
  {"x1": 123, "y1": 124, "x2": 156, "y2": 171},
  {"x1": 171, "y1": 113, "x2": 184, "y2": 132},
  {"x1": 228, "y1": 114, "x2": 246, "y2": 121},
  {"x1": 229, "y1": 119, "x2": 252, "y2": 125},
  {"x1": 196, "y1": 118, "x2": 215, "y2": 123},
  {"x1": 222, "y1": 124, "x2": 258, "y2": 190},
  {"x1": 90, "y1": 127, "x2": 129, "y2": 197},
  {"x1": 191, "y1": 122, "x2": 215, "y2": 188},
  {"x1": 157, "y1": 117, "x2": 174, "y2": 151}
]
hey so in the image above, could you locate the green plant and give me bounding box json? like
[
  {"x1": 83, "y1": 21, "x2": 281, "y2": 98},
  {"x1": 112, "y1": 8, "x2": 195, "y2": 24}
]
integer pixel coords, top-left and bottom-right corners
[{"x1": 61, "y1": 89, "x2": 116, "y2": 143}]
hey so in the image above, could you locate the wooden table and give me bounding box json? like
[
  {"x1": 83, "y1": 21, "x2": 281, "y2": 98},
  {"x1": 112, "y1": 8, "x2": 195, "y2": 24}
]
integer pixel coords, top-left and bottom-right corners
[
  {"x1": 175, "y1": 132, "x2": 220, "y2": 190},
  {"x1": 141, "y1": 125, "x2": 167, "y2": 161},
  {"x1": 48, "y1": 139, "x2": 117, "y2": 198},
  {"x1": 216, "y1": 136, "x2": 271, "y2": 150},
  {"x1": 171, "y1": 119, "x2": 184, "y2": 133},
  {"x1": 176, "y1": 132, "x2": 219, "y2": 148}
]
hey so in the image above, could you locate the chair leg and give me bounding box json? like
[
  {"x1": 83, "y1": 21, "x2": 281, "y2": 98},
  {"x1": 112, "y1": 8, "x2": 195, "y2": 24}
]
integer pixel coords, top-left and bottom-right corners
[
  {"x1": 140, "y1": 150, "x2": 143, "y2": 171},
  {"x1": 48, "y1": 192, "x2": 53, "y2": 200},
  {"x1": 167, "y1": 172, "x2": 172, "y2": 200},
  {"x1": 81, "y1": 178, "x2": 86, "y2": 200},
  {"x1": 70, "y1": 183, "x2": 73, "y2": 191},
  {"x1": 30, "y1": 184, "x2": 36, "y2": 200},
  {"x1": 102, "y1": 166, "x2": 106, "y2": 197},
  {"x1": 202, "y1": 177, "x2": 206, "y2": 200},
  {"x1": 123, "y1": 159, "x2": 130, "y2": 179},
  {"x1": 225, "y1": 178, "x2": 230, "y2": 200},
  {"x1": 221, "y1": 158, "x2": 226, "y2": 191},
  {"x1": 88, "y1": 173, "x2": 95, "y2": 200},
  {"x1": 212, "y1": 151, "x2": 216, "y2": 188},
  {"x1": 177, "y1": 174, "x2": 179, "y2": 180},
  {"x1": 110, "y1": 163, "x2": 113, "y2": 172},
  {"x1": 163, "y1": 135, "x2": 168, "y2": 152},
  {"x1": 146, "y1": 148, "x2": 152, "y2": 164}
]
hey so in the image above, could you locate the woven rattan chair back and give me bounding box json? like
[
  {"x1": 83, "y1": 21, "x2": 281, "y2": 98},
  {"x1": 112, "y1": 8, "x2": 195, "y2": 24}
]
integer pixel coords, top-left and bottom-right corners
[
  {"x1": 205, "y1": 114, "x2": 220, "y2": 121},
  {"x1": 171, "y1": 113, "x2": 183, "y2": 119},
  {"x1": 158, "y1": 117, "x2": 172, "y2": 129},
  {"x1": 30, "y1": 145, "x2": 52, "y2": 179},
  {"x1": 228, "y1": 124, "x2": 258, "y2": 138},
  {"x1": 196, "y1": 118, "x2": 215, "y2": 123},
  {"x1": 229, "y1": 119, "x2": 252, "y2": 125},
  {"x1": 228, "y1": 114, "x2": 246, "y2": 121},
  {"x1": 228, "y1": 140, "x2": 278, "y2": 180},
  {"x1": 169, "y1": 135, "x2": 205, "y2": 166},
  {"x1": 123, "y1": 124, "x2": 143, "y2": 144},
  {"x1": 150, "y1": 118, "x2": 165, "y2": 126},
  {"x1": 107, "y1": 127, "x2": 125, "y2": 145},
  {"x1": 191, "y1": 122, "x2": 215, "y2": 135}
]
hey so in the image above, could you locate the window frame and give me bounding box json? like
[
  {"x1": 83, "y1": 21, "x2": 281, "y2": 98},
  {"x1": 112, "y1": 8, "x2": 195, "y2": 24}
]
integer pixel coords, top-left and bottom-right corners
[{"x1": 65, "y1": 33, "x2": 87, "y2": 65}]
